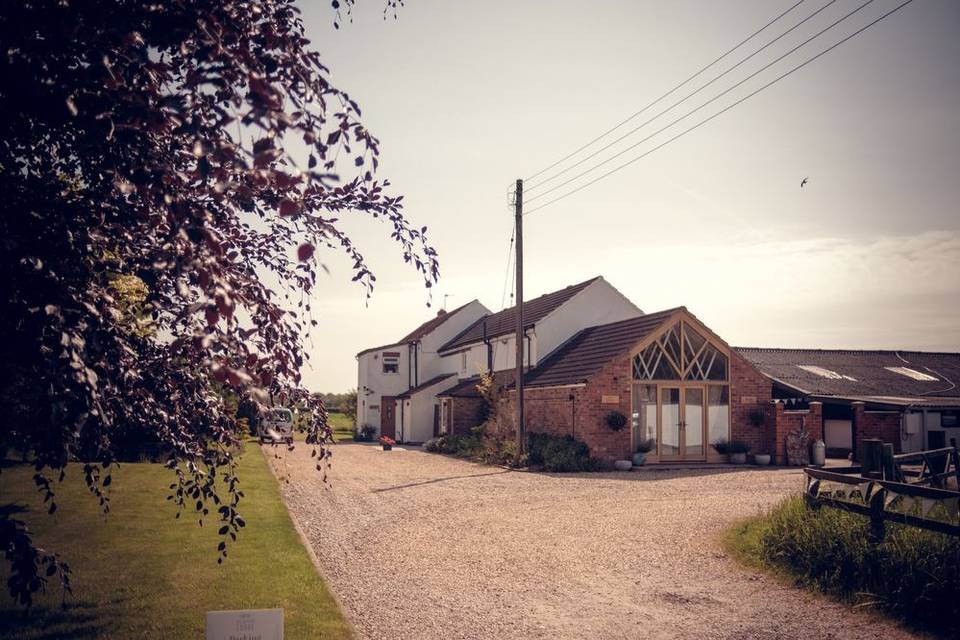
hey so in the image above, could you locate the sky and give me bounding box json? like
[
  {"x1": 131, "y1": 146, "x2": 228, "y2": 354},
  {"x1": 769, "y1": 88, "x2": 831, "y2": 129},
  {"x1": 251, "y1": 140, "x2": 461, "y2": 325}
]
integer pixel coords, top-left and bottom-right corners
[{"x1": 292, "y1": 0, "x2": 960, "y2": 393}]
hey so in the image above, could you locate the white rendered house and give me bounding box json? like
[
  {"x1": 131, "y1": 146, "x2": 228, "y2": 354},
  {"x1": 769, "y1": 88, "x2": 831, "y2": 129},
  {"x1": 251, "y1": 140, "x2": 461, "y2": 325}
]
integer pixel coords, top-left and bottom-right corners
[{"x1": 356, "y1": 300, "x2": 489, "y2": 442}]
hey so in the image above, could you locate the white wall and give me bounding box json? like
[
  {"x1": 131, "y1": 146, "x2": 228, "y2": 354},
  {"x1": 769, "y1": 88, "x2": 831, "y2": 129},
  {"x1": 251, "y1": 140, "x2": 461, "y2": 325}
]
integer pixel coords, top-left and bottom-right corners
[
  {"x1": 442, "y1": 277, "x2": 640, "y2": 378},
  {"x1": 357, "y1": 346, "x2": 410, "y2": 433},
  {"x1": 535, "y1": 278, "x2": 643, "y2": 361},
  {"x1": 416, "y1": 300, "x2": 489, "y2": 382},
  {"x1": 446, "y1": 332, "x2": 534, "y2": 379}
]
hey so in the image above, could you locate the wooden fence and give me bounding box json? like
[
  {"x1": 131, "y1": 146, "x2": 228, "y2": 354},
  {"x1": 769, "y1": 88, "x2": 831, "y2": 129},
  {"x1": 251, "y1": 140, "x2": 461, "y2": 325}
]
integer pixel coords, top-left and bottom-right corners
[{"x1": 803, "y1": 440, "x2": 960, "y2": 541}]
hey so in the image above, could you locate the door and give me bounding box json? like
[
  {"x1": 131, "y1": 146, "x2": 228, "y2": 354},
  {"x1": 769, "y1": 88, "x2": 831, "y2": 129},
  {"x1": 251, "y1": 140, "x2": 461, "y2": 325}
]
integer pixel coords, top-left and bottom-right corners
[
  {"x1": 659, "y1": 386, "x2": 706, "y2": 462},
  {"x1": 380, "y1": 396, "x2": 396, "y2": 439},
  {"x1": 433, "y1": 405, "x2": 441, "y2": 437}
]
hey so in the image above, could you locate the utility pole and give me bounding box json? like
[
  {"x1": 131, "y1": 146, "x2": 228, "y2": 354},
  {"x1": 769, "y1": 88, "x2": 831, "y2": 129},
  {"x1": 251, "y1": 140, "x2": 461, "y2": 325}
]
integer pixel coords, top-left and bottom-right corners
[{"x1": 513, "y1": 179, "x2": 525, "y2": 458}]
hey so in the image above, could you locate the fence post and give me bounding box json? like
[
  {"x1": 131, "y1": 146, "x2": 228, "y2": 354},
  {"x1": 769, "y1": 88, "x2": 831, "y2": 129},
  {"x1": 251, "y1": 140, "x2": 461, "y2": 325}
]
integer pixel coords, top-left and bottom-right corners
[
  {"x1": 863, "y1": 438, "x2": 883, "y2": 479},
  {"x1": 869, "y1": 486, "x2": 886, "y2": 544},
  {"x1": 951, "y1": 438, "x2": 960, "y2": 489},
  {"x1": 881, "y1": 443, "x2": 895, "y2": 481}
]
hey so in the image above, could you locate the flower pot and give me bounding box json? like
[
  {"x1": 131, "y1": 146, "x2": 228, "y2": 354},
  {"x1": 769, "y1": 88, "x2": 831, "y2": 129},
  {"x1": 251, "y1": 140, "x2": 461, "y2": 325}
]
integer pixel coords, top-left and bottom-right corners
[
  {"x1": 613, "y1": 460, "x2": 633, "y2": 471},
  {"x1": 730, "y1": 452, "x2": 747, "y2": 464},
  {"x1": 753, "y1": 454, "x2": 771, "y2": 466},
  {"x1": 632, "y1": 452, "x2": 648, "y2": 467},
  {"x1": 382, "y1": 444, "x2": 392, "y2": 451}
]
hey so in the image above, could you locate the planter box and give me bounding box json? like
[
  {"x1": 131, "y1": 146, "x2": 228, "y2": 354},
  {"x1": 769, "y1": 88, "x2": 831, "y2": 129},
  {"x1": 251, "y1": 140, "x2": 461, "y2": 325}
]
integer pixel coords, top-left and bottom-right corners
[
  {"x1": 753, "y1": 454, "x2": 771, "y2": 466},
  {"x1": 730, "y1": 452, "x2": 747, "y2": 464},
  {"x1": 382, "y1": 444, "x2": 393, "y2": 451},
  {"x1": 613, "y1": 460, "x2": 632, "y2": 471}
]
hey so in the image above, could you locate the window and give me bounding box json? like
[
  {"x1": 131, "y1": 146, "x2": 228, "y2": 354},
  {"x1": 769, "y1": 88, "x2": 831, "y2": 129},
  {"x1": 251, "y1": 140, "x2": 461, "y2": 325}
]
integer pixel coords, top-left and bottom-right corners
[
  {"x1": 885, "y1": 366, "x2": 938, "y2": 382},
  {"x1": 708, "y1": 386, "x2": 730, "y2": 446},
  {"x1": 461, "y1": 351, "x2": 467, "y2": 371},
  {"x1": 382, "y1": 351, "x2": 400, "y2": 374},
  {"x1": 633, "y1": 321, "x2": 728, "y2": 382},
  {"x1": 631, "y1": 384, "x2": 657, "y2": 452},
  {"x1": 796, "y1": 365, "x2": 856, "y2": 381}
]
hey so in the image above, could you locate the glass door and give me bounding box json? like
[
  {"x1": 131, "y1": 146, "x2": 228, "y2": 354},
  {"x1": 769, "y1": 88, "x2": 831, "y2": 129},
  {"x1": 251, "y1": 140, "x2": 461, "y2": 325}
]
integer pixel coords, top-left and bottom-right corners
[
  {"x1": 657, "y1": 386, "x2": 706, "y2": 461},
  {"x1": 660, "y1": 387, "x2": 681, "y2": 460},
  {"x1": 683, "y1": 387, "x2": 706, "y2": 461}
]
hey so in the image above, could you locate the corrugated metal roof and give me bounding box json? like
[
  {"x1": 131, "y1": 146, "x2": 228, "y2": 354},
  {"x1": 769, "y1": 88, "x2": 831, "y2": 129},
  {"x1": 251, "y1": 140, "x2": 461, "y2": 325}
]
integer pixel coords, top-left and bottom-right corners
[
  {"x1": 736, "y1": 347, "x2": 960, "y2": 401},
  {"x1": 522, "y1": 308, "x2": 683, "y2": 388},
  {"x1": 438, "y1": 277, "x2": 602, "y2": 353}
]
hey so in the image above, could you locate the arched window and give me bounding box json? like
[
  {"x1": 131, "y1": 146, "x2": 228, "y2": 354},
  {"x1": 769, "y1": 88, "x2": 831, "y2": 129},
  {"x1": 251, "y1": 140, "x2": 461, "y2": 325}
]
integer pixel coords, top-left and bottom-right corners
[{"x1": 632, "y1": 321, "x2": 728, "y2": 381}]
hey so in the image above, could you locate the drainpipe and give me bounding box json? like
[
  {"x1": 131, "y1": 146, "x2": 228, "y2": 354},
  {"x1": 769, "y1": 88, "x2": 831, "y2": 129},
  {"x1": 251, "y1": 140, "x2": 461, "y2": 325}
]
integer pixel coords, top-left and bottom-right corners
[
  {"x1": 414, "y1": 341, "x2": 419, "y2": 387},
  {"x1": 407, "y1": 343, "x2": 413, "y2": 390},
  {"x1": 483, "y1": 319, "x2": 492, "y2": 373},
  {"x1": 569, "y1": 392, "x2": 576, "y2": 438}
]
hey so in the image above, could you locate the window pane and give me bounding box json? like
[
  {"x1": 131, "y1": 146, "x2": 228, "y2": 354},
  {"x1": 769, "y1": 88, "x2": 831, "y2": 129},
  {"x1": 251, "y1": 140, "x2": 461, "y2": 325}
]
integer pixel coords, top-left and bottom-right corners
[
  {"x1": 661, "y1": 387, "x2": 680, "y2": 457},
  {"x1": 708, "y1": 386, "x2": 730, "y2": 446},
  {"x1": 683, "y1": 322, "x2": 706, "y2": 365},
  {"x1": 705, "y1": 348, "x2": 727, "y2": 380},
  {"x1": 631, "y1": 384, "x2": 657, "y2": 454},
  {"x1": 661, "y1": 324, "x2": 682, "y2": 368},
  {"x1": 684, "y1": 387, "x2": 704, "y2": 458}
]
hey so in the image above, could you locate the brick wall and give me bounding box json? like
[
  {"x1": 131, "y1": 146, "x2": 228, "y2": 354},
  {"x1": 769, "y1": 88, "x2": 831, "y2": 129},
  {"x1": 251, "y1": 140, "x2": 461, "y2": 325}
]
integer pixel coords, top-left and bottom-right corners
[
  {"x1": 771, "y1": 402, "x2": 823, "y2": 465},
  {"x1": 508, "y1": 354, "x2": 634, "y2": 463},
  {"x1": 450, "y1": 396, "x2": 484, "y2": 435},
  {"x1": 853, "y1": 403, "x2": 902, "y2": 459},
  {"x1": 729, "y1": 351, "x2": 775, "y2": 457}
]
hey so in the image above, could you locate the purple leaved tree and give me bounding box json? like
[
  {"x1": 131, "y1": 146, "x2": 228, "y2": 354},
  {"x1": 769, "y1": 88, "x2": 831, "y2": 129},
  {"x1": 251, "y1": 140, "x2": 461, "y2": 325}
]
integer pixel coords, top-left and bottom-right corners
[{"x1": 0, "y1": 0, "x2": 434, "y2": 606}]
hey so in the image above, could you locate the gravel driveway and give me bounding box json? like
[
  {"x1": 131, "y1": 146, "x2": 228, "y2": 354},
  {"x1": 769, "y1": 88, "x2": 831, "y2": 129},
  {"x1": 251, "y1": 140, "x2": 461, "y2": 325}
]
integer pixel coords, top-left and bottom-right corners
[{"x1": 268, "y1": 442, "x2": 917, "y2": 640}]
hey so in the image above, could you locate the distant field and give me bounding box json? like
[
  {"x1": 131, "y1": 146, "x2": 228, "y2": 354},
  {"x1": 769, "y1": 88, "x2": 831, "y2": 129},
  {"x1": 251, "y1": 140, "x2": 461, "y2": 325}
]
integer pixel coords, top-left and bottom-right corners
[
  {"x1": 328, "y1": 411, "x2": 355, "y2": 442},
  {"x1": 0, "y1": 443, "x2": 352, "y2": 640}
]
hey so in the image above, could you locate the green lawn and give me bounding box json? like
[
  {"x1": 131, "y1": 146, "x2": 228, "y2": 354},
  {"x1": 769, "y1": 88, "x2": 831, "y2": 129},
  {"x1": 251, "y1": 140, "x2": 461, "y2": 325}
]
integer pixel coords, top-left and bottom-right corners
[
  {"x1": 292, "y1": 411, "x2": 354, "y2": 443},
  {"x1": 0, "y1": 443, "x2": 352, "y2": 639},
  {"x1": 328, "y1": 412, "x2": 355, "y2": 442}
]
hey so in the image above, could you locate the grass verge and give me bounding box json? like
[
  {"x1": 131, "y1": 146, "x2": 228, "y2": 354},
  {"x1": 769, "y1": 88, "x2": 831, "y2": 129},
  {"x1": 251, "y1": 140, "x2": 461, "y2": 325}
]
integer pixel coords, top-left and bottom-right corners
[
  {"x1": 0, "y1": 443, "x2": 351, "y2": 640},
  {"x1": 723, "y1": 495, "x2": 960, "y2": 638}
]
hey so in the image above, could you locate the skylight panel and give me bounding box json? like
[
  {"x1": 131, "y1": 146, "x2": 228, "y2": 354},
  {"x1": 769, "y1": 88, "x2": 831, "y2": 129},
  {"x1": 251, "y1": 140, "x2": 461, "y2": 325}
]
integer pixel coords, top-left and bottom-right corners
[
  {"x1": 797, "y1": 365, "x2": 857, "y2": 381},
  {"x1": 885, "y1": 366, "x2": 938, "y2": 382}
]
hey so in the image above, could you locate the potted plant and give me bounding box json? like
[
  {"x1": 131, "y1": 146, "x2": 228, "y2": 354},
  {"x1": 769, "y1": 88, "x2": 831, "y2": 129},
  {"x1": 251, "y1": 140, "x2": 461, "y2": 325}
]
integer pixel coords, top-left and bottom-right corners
[
  {"x1": 379, "y1": 435, "x2": 395, "y2": 451},
  {"x1": 357, "y1": 424, "x2": 376, "y2": 442},
  {"x1": 753, "y1": 452, "x2": 771, "y2": 466},
  {"x1": 747, "y1": 407, "x2": 766, "y2": 428},
  {"x1": 605, "y1": 411, "x2": 628, "y2": 431},
  {"x1": 633, "y1": 438, "x2": 655, "y2": 466},
  {"x1": 712, "y1": 439, "x2": 751, "y2": 464}
]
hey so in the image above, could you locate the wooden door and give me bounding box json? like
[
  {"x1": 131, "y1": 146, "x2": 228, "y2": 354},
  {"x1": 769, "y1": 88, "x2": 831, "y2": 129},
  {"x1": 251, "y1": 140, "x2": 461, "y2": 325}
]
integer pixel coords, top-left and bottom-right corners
[
  {"x1": 380, "y1": 396, "x2": 396, "y2": 439},
  {"x1": 433, "y1": 405, "x2": 440, "y2": 437}
]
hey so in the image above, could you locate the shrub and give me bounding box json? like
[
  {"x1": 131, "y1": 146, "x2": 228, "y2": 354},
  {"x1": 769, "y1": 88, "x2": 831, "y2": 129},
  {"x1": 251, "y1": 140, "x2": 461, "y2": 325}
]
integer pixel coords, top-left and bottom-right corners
[
  {"x1": 728, "y1": 496, "x2": 960, "y2": 636},
  {"x1": 359, "y1": 424, "x2": 377, "y2": 442},
  {"x1": 635, "y1": 438, "x2": 655, "y2": 453},
  {"x1": 423, "y1": 437, "x2": 440, "y2": 452},
  {"x1": 527, "y1": 433, "x2": 595, "y2": 472},
  {"x1": 712, "y1": 439, "x2": 750, "y2": 455},
  {"x1": 435, "y1": 434, "x2": 483, "y2": 457}
]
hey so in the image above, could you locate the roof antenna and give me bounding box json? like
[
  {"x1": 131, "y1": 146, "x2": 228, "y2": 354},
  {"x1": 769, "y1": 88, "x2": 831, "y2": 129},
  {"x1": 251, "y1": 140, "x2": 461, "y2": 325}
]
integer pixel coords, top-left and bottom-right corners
[{"x1": 443, "y1": 293, "x2": 454, "y2": 311}]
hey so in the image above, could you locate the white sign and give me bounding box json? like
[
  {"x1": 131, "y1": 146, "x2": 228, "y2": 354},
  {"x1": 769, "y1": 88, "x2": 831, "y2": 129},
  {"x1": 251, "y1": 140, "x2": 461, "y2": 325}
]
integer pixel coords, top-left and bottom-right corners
[{"x1": 206, "y1": 608, "x2": 283, "y2": 640}]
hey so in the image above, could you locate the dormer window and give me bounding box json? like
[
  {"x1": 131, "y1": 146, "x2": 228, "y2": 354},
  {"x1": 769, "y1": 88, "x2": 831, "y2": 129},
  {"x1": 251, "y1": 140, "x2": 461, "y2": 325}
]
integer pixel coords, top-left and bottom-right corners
[
  {"x1": 382, "y1": 352, "x2": 400, "y2": 374},
  {"x1": 885, "y1": 366, "x2": 938, "y2": 382}
]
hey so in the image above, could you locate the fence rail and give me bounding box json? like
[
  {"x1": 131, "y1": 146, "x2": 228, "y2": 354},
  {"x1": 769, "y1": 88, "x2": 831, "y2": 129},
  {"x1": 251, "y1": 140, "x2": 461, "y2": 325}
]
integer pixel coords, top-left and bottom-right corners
[{"x1": 803, "y1": 447, "x2": 960, "y2": 541}]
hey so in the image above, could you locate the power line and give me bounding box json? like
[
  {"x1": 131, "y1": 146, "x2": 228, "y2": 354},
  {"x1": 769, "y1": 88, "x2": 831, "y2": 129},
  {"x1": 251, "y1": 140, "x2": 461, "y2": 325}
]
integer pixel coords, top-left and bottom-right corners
[
  {"x1": 525, "y1": 0, "x2": 879, "y2": 207},
  {"x1": 522, "y1": 0, "x2": 806, "y2": 183},
  {"x1": 525, "y1": 0, "x2": 841, "y2": 194},
  {"x1": 499, "y1": 229, "x2": 515, "y2": 310},
  {"x1": 525, "y1": 0, "x2": 915, "y2": 216}
]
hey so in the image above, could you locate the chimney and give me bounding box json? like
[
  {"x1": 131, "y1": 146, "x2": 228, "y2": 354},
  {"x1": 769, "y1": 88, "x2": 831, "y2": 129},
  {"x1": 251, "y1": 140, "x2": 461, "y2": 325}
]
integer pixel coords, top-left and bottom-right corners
[{"x1": 436, "y1": 309, "x2": 447, "y2": 317}]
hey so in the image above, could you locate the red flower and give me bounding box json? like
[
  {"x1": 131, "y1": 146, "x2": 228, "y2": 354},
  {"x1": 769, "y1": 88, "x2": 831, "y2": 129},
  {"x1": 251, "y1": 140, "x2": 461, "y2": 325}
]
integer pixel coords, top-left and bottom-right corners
[{"x1": 379, "y1": 436, "x2": 396, "y2": 446}]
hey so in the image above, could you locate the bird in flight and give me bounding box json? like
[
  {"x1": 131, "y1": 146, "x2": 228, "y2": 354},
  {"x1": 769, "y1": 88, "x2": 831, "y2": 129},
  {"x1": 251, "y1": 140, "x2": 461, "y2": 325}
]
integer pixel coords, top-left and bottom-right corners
[{"x1": 800, "y1": 177, "x2": 809, "y2": 188}]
